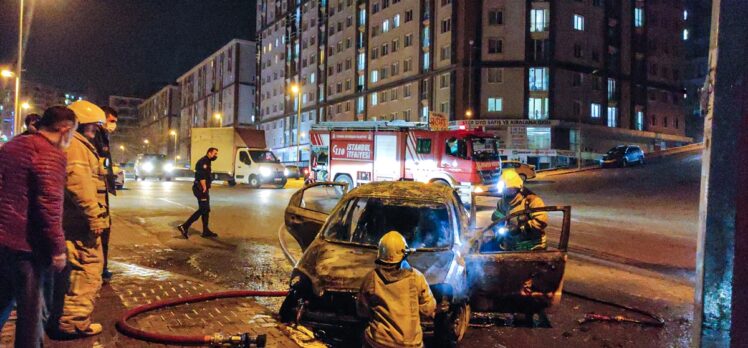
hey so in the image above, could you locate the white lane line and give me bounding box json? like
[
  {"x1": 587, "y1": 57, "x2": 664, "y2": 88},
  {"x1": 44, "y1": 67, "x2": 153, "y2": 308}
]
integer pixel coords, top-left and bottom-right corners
[{"x1": 158, "y1": 198, "x2": 194, "y2": 210}]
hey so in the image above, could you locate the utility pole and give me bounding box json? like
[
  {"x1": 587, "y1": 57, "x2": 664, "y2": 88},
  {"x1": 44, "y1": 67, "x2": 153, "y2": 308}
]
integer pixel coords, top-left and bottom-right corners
[{"x1": 694, "y1": 0, "x2": 748, "y2": 346}]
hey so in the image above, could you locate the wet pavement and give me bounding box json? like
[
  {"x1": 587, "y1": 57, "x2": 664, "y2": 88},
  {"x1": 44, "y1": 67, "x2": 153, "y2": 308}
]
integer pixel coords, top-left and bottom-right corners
[{"x1": 2, "y1": 167, "x2": 697, "y2": 346}]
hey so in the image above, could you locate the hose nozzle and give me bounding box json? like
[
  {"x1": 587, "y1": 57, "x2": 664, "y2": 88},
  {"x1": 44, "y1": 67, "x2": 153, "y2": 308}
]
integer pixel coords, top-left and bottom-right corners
[{"x1": 211, "y1": 333, "x2": 267, "y2": 347}]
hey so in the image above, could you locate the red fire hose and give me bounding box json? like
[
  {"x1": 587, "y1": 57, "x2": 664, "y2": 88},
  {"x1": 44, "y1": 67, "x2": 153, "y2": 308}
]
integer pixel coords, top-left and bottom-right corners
[{"x1": 116, "y1": 290, "x2": 289, "y2": 347}]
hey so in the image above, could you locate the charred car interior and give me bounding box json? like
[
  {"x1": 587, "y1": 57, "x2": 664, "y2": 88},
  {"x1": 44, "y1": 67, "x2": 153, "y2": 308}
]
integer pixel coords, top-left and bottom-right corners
[{"x1": 280, "y1": 181, "x2": 571, "y2": 346}]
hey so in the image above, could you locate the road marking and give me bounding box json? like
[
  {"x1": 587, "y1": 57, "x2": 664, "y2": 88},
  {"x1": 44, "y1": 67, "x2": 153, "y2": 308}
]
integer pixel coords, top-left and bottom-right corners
[{"x1": 159, "y1": 198, "x2": 193, "y2": 210}]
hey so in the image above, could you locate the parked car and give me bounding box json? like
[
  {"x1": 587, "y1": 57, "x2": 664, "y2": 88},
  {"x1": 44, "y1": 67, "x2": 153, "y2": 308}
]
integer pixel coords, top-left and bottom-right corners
[
  {"x1": 280, "y1": 181, "x2": 571, "y2": 345},
  {"x1": 502, "y1": 160, "x2": 536, "y2": 181},
  {"x1": 600, "y1": 145, "x2": 645, "y2": 167},
  {"x1": 134, "y1": 153, "x2": 174, "y2": 181},
  {"x1": 113, "y1": 165, "x2": 126, "y2": 190}
]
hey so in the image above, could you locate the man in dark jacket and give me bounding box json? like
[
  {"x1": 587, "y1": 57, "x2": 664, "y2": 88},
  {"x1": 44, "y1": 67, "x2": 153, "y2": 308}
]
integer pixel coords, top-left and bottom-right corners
[
  {"x1": 177, "y1": 148, "x2": 218, "y2": 239},
  {"x1": 0, "y1": 106, "x2": 77, "y2": 348}
]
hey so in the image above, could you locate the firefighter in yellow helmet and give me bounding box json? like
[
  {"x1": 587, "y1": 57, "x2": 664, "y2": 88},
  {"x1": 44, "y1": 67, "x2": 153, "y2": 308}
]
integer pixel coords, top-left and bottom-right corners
[
  {"x1": 50, "y1": 100, "x2": 109, "y2": 337},
  {"x1": 356, "y1": 231, "x2": 436, "y2": 348},
  {"x1": 489, "y1": 170, "x2": 548, "y2": 251}
]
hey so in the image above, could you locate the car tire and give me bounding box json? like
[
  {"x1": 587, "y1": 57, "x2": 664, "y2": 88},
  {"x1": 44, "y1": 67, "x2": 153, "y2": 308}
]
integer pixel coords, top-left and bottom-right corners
[
  {"x1": 434, "y1": 303, "x2": 470, "y2": 347},
  {"x1": 279, "y1": 290, "x2": 301, "y2": 323},
  {"x1": 334, "y1": 174, "x2": 354, "y2": 195},
  {"x1": 134, "y1": 175, "x2": 138, "y2": 181},
  {"x1": 165, "y1": 177, "x2": 172, "y2": 182},
  {"x1": 227, "y1": 179, "x2": 237, "y2": 187},
  {"x1": 248, "y1": 175, "x2": 261, "y2": 188},
  {"x1": 276, "y1": 178, "x2": 288, "y2": 189},
  {"x1": 640, "y1": 157, "x2": 646, "y2": 165},
  {"x1": 622, "y1": 159, "x2": 628, "y2": 167},
  {"x1": 116, "y1": 185, "x2": 123, "y2": 190}
]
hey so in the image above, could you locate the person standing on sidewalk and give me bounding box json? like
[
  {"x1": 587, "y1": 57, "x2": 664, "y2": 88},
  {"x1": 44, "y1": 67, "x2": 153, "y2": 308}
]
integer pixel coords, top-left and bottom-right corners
[
  {"x1": 98, "y1": 106, "x2": 118, "y2": 281},
  {"x1": 0, "y1": 106, "x2": 77, "y2": 348},
  {"x1": 177, "y1": 148, "x2": 219, "y2": 239},
  {"x1": 50, "y1": 100, "x2": 110, "y2": 338}
]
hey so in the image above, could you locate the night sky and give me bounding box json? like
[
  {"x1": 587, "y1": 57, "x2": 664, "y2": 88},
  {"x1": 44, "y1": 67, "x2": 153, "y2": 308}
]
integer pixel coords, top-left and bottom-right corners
[{"x1": 0, "y1": 0, "x2": 255, "y2": 101}]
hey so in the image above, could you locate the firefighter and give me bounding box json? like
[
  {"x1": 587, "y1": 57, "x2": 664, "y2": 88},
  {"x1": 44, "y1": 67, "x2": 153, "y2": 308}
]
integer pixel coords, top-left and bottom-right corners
[
  {"x1": 52, "y1": 101, "x2": 110, "y2": 337},
  {"x1": 490, "y1": 170, "x2": 548, "y2": 251},
  {"x1": 177, "y1": 148, "x2": 218, "y2": 239},
  {"x1": 356, "y1": 231, "x2": 436, "y2": 348}
]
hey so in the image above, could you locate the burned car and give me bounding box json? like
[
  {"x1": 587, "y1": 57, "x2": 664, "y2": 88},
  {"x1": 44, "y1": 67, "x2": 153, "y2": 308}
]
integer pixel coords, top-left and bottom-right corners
[{"x1": 280, "y1": 181, "x2": 570, "y2": 345}]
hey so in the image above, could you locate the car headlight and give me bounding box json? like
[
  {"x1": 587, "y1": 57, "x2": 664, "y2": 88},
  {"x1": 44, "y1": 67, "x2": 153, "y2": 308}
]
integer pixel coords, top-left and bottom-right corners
[
  {"x1": 473, "y1": 186, "x2": 484, "y2": 193},
  {"x1": 284, "y1": 168, "x2": 290, "y2": 177},
  {"x1": 498, "y1": 227, "x2": 507, "y2": 235},
  {"x1": 163, "y1": 163, "x2": 174, "y2": 172},
  {"x1": 260, "y1": 167, "x2": 272, "y2": 177},
  {"x1": 142, "y1": 162, "x2": 154, "y2": 172}
]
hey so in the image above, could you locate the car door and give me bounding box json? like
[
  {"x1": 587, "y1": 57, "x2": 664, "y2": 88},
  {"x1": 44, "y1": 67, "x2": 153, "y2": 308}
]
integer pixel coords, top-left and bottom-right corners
[
  {"x1": 284, "y1": 182, "x2": 348, "y2": 251},
  {"x1": 464, "y1": 206, "x2": 571, "y2": 313},
  {"x1": 235, "y1": 150, "x2": 252, "y2": 182}
]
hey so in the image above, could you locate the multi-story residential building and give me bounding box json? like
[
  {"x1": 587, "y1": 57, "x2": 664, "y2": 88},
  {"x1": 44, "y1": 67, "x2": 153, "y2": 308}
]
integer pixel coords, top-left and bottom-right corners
[
  {"x1": 682, "y1": 0, "x2": 710, "y2": 142},
  {"x1": 0, "y1": 80, "x2": 84, "y2": 139},
  {"x1": 177, "y1": 39, "x2": 257, "y2": 160},
  {"x1": 109, "y1": 95, "x2": 145, "y2": 162},
  {"x1": 137, "y1": 85, "x2": 181, "y2": 161},
  {"x1": 257, "y1": 0, "x2": 691, "y2": 167}
]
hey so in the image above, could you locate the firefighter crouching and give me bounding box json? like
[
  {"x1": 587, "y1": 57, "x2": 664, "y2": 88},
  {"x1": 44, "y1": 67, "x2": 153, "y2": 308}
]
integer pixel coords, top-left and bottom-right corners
[
  {"x1": 487, "y1": 170, "x2": 548, "y2": 251},
  {"x1": 49, "y1": 101, "x2": 110, "y2": 337},
  {"x1": 356, "y1": 231, "x2": 436, "y2": 348}
]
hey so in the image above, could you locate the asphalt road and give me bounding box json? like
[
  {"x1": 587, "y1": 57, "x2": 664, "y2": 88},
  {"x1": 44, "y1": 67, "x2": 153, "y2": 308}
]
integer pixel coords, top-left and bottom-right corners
[{"x1": 110, "y1": 151, "x2": 701, "y2": 347}]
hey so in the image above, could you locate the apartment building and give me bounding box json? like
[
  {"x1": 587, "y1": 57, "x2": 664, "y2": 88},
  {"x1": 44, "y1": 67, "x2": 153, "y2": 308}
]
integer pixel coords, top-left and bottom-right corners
[
  {"x1": 109, "y1": 95, "x2": 145, "y2": 163},
  {"x1": 137, "y1": 85, "x2": 181, "y2": 160},
  {"x1": 177, "y1": 39, "x2": 257, "y2": 153},
  {"x1": 682, "y1": 0, "x2": 710, "y2": 142},
  {"x1": 257, "y1": 0, "x2": 691, "y2": 167}
]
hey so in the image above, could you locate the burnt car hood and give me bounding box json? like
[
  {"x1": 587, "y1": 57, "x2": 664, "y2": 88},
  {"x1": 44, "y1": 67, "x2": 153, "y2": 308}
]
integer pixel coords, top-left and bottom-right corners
[{"x1": 297, "y1": 239, "x2": 458, "y2": 296}]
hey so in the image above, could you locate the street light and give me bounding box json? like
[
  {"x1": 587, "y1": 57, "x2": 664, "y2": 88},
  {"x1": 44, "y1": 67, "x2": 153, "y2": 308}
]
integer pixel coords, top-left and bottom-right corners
[
  {"x1": 214, "y1": 113, "x2": 222, "y2": 127},
  {"x1": 170, "y1": 129, "x2": 178, "y2": 161},
  {"x1": 289, "y1": 83, "x2": 302, "y2": 164},
  {"x1": 143, "y1": 139, "x2": 150, "y2": 153},
  {"x1": 1, "y1": 70, "x2": 13, "y2": 78},
  {"x1": 21, "y1": 102, "x2": 30, "y2": 110}
]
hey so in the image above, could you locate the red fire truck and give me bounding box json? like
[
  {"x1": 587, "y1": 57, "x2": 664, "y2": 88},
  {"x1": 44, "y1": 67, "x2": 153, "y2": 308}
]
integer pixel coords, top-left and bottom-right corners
[{"x1": 308, "y1": 121, "x2": 502, "y2": 201}]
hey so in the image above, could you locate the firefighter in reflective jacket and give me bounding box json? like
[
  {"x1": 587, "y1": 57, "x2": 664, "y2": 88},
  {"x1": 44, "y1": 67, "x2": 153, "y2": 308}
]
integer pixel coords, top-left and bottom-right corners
[
  {"x1": 356, "y1": 231, "x2": 436, "y2": 348},
  {"x1": 490, "y1": 170, "x2": 548, "y2": 251}
]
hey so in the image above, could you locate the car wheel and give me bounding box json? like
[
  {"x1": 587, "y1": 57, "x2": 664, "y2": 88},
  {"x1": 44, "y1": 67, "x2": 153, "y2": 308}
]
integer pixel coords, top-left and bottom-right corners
[
  {"x1": 227, "y1": 179, "x2": 237, "y2": 187},
  {"x1": 248, "y1": 175, "x2": 261, "y2": 188},
  {"x1": 116, "y1": 185, "x2": 123, "y2": 190},
  {"x1": 640, "y1": 157, "x2": 646, "y2": 165},
  {"x1": 622, "y1": 159, "x2": 628, "y2": 167},
  {"x1": 165, "y1": 177, "x2": 172, "y2": 182},
  {"x1": 279, "y1": 290, "x2": 302, "y2": 323},
  {"x1": 276, "y1": 178, "x2": 288, "y2": 189},
  {"x1": 434, "y1": 303, "x2": 470, "y2": 347},
  {"x1": 134, "y1": 175, "x2": 138, "y2": 181},
  {"x1": 334, "y1": 174, "x2": 354, "y2": 195}
]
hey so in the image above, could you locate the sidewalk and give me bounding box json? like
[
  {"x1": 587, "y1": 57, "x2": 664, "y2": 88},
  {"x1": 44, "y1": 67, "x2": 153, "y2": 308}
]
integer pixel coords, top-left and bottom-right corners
[{"x1": 0, "y1": 217, "x2": 309, "y2": 347}]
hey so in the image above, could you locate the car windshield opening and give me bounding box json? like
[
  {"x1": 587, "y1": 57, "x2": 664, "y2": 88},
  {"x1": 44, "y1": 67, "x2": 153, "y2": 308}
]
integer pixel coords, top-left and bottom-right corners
[
  {"x1": 250, "y1": 150, "x2": 279, "y2": 163},
  {"x1": 323, "y1": 197, "x2": 453, "y2": 249},
  {"x1": 608, "y1": 147, "x2": 627, "y2": 155},
  {"x1": 472, "y1": 138, "x2": 500, "y2": 162}
]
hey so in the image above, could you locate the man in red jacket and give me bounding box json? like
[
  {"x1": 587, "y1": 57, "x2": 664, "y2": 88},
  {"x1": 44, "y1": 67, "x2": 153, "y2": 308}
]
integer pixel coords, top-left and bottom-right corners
[{"x1": 0, "y1": 106, "x2": 77, "y2": 348}]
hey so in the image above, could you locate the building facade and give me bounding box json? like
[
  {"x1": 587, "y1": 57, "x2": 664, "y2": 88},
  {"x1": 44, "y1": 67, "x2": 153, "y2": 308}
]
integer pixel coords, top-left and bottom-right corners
[
  {"x1": 257, "y1": 0, "x2": 691, "y2": 167},
  {"x1": 176, "y1": 39, "x2": 257, "y2": 158},
  {"x1": 137, "y1": 85, "x2": 182, "y2": 161},
  {"x1": 682, "y1": 0, "x2": 710, "y2": 142},
  {"x1": 0, "y1": 80, "x2": 83, "y2": 140},
  {"x1": 109, "y1": 95, "x2": 145, "y2": 163}
]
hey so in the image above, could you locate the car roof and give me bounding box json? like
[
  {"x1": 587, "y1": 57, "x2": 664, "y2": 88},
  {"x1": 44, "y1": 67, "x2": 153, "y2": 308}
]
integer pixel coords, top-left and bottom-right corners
[{"x1": 347, "y1": 181, "x2": 453, "y2": 203}]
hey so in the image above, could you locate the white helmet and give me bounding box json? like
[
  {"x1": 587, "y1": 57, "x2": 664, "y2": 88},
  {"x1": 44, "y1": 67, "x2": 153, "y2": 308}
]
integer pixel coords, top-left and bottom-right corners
[
  {"x1": 68, "y1": 100, "x2": 105, "y2": 125},
  {"x1": 377, "y1": 231, "x2": 409, "y2": 265}
]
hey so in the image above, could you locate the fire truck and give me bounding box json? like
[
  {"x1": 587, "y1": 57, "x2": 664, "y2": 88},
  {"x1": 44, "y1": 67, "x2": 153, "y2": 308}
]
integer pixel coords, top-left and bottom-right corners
[{"x1": 308, "y1": 121, "x2": 502, "y2": 201}]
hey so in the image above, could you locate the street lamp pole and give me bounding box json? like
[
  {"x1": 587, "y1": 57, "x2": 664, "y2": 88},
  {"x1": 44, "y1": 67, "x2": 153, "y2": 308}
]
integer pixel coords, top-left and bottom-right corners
[
  {"x1": 467, "y1": 40, "x2": 474, "y2": 118},
  {"x1": 290, "y1": 84, "x2": 302, "y2": 164},
  {"x1": 170, "y1": 130, "x2": 178, "y2": 161},
  {"x1": 13, "y1": 0, "x2": 24, "y2": 136}
]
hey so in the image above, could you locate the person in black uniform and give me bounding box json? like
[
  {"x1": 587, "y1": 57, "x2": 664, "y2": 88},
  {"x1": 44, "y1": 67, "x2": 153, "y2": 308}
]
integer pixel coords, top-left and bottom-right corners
[{"x1": 177, "y1": 148, "x2": 219, "y2": 239}]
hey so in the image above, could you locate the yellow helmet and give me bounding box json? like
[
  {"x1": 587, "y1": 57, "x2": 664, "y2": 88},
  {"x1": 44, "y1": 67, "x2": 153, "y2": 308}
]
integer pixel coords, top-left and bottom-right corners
[
  {"x1": 68, "y1": 100, "x2": 105, "y2": 125},
  {"x1": 377, "y1": 231, "x2": 409, "y2": 265},
  {"x1": 497, "y1": 170, "x2": 524, "y2": 193}
]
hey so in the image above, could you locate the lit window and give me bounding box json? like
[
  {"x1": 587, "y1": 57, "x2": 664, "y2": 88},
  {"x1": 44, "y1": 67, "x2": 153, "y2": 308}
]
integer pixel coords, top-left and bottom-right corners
[
  {"x1": 527, "y1": 127, "x2": 551, "y2": 149},
  {"x1": 371, "y1": 70, "x2": 379, "y2": 82},
  {"x1": 383, "y1": 19, "x2": 390, "y2": 32},
  {"x1": 393, "y1": 14, "x2": 400, "y2": 28},
  {"x1": 488, "y1": 97, "x2": 503, "y2": 112},
  {"x1": 635, "y1": 111, "x2": 644, "y2": 130},
  {"x1": 529, "y1": 67, "x2": 549, "y2": 91},
  {"x1": 530, "y1": 9, "x2": 549, "y2": 32},
  {"x1": 573, "y1": 14, "x2": 585, "y2": 31},
  {"x1": 634, "y1": 8, "x2": 644, "y2": 28},
  {"x1": 683, "y1": 10, "x2": 688, "y2": 20},
  {"x1": 371, "y1": 93, "x2": 378, "y2": 105},
  {"x1": 591, "y1": 103, "x2": 601, "y2": 118},
  {"x1": 528, "y1": 98, "x2": 549, "y2": 119},
  {"x1": 683, "y1": 29, "x2": 689, "y2": 40},
  {"x1": 607, "y1": 107, "x2": 618, "y2": 127}
]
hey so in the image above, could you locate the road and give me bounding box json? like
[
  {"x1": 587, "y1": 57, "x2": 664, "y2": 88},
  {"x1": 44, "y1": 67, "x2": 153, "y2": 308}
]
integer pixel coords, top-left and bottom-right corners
[{"x1": 109, "y1": 151, "x2": 701, "y2": 347}]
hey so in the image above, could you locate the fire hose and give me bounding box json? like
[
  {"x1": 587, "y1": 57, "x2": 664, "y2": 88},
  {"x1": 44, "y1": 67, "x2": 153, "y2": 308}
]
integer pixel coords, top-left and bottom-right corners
[
  {"x1": 116, "y1": 290, "x2": 288, "y2": 347},
  {"x1": 565, "y1": 290, "x2": 666, "y2": 327}
]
